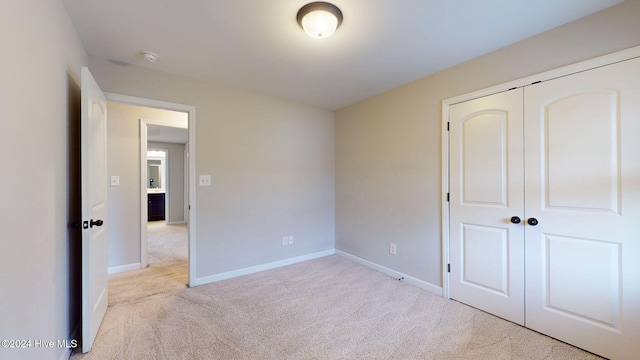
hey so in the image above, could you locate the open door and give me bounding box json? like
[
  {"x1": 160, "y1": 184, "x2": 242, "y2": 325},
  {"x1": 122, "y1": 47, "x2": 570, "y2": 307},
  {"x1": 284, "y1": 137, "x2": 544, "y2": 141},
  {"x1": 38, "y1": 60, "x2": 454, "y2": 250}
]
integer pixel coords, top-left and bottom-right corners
[{"x1": 80, "y1": 67, "x2": 108, "y2": 353}]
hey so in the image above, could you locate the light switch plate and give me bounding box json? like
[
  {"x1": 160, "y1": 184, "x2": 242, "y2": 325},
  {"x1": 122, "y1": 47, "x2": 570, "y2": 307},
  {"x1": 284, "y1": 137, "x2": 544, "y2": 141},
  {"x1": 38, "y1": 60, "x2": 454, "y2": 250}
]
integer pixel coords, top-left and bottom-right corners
[
  {"x1": 199, "y1": 175, "x2": 212, "y2": 186},
  {"x1": 110, "y1": 175, "x2": 120, "y2": 186}
]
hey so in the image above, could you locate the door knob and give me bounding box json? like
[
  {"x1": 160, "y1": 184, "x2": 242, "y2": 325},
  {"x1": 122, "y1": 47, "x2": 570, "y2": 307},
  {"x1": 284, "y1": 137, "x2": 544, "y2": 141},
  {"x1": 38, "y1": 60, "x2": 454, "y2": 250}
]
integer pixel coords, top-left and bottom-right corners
[
  {"x1": 527, "y1": 218, "x2": 539, "y2": 226},
  {"x1": 510, "y1": 216, "x2": 521, "y2": 224},
  {"x1": 90, "y1": 219, "x2": 104, "y2": 228}
]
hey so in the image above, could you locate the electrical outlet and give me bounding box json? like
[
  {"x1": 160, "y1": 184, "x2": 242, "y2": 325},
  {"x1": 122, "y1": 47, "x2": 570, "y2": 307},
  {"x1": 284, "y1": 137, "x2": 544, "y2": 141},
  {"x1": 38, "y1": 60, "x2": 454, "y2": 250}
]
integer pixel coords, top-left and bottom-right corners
[
  {"x1": 389, "y1": 243, "x2": 397, "y2": 255},
  {"x1": 199, "y1": 175, "x2": 212, "y2": 186},
  {"x1": 288, "y1": 236, "x2": 294, "y2": 245},
  {"x1": 110, "y1": 175, "x2": 120, "y2": 186},
  {"x1": 282, "y1": 236, "x2": 288, "y2": 246}
]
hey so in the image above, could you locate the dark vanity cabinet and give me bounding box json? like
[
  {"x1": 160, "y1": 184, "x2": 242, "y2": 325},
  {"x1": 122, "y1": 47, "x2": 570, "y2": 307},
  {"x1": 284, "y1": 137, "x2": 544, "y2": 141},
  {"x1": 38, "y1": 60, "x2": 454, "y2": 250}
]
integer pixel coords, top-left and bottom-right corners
[{"x1": 148, "y1": 193, "x2": 165, "y2": 221}]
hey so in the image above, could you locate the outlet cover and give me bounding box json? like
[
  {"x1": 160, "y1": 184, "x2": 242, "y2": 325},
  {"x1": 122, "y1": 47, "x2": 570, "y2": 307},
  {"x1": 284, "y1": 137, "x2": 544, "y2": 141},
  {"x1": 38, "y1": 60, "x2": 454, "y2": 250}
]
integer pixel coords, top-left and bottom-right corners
[
  {"x1": 288, "y1": 236, "x2": 294, "y2": 245},
  {"x1": 110, "y1": 176, "x2": 120, "y2": 186},
  {"x1": 199, "y1": 175, "x2": 212, "y2": 186},
  {"x1": 389, "y1": 243, "x2": 397, "y2": 255}
]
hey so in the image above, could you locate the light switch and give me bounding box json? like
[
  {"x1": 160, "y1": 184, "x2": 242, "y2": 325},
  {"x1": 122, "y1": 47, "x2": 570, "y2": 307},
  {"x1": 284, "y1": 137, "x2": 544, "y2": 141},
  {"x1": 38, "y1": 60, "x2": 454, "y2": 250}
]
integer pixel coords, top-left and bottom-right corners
[
  {"x1": 199, "y1": 175, "x2": 212, "y2": 186},
  {"x1": 110, "y1": 176, "x2": 120, "y2": 186}
]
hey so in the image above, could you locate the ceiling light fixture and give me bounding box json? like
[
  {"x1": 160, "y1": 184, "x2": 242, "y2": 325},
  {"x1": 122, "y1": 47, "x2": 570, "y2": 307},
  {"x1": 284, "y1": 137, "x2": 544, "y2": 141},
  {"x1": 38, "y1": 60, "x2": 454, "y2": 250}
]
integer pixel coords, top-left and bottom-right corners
[{"x1": 297, "y1": 2, "x2": 343, "y2": 39}]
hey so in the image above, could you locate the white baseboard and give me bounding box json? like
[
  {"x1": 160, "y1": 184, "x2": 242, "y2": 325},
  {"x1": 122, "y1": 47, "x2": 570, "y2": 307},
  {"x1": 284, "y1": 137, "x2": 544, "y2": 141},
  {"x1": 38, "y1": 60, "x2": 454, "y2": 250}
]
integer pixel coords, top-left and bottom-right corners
[
  {"x1": 336, "y1": 250, "x2": 443, "y2": 297},
  {"x1": 187, "y1": 249, "x2": 443, "y2": 297},
  {"x1": 190, "y1": 249, "x2": 336, "y2": 287},
  {"x1": 108, "y1": 263, "x2": 142, "y2": 275}
]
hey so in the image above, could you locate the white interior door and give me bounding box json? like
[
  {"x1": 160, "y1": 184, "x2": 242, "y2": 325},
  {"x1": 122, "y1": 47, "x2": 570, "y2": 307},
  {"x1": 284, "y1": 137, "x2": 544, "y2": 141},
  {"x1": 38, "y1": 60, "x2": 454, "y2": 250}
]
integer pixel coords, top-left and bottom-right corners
[
  {"x1": 81, "y1": 67, "x2": 108, "y2": 353},
  {"x1": 449, "y1": 89, "x2": 525, "y2": 325},
  {"x1": 524, "y1": 57, "x2": 640, "y2": 360}
]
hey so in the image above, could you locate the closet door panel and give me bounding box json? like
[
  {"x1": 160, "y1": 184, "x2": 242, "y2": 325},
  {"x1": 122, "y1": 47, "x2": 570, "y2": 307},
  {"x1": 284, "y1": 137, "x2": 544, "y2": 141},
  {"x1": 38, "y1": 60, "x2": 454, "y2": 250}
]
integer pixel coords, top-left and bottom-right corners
[
  {"x1": 449, "y1": 89, "x2": 525, "y2": 325},
  {"x1": 544, "y1": 91, "x2": 620, "y2": 212},
  {"x1": 524, "y1": 57, "x2": 640, "y2": 360}
]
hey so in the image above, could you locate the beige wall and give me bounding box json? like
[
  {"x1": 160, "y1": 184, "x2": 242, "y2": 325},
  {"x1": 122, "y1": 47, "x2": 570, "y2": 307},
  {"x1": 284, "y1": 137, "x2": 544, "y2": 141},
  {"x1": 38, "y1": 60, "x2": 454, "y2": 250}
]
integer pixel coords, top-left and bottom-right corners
[
  {"x1": 91, "y1": 58, "x2": 336, "y2": 279},
  {"x1": 335, "y1": 1, "x2": 640, "y2": 288},
  {"x1": 148, "y1": 141, "x2": 186, "y2": 224},
  {"x1": 107, "y1": 102, "x2": 188, "y2": 268},
  {"x1": 0, "y1": 0, "x2": 88, "y2": 359}
]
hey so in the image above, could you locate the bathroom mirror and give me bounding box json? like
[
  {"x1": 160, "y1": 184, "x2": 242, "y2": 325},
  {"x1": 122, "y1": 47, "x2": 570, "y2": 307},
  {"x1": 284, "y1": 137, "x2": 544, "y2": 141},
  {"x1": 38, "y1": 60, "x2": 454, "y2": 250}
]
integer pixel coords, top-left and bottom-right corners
[{"x1": 147, "y1": 150, "x2": 166, "y2": 191}]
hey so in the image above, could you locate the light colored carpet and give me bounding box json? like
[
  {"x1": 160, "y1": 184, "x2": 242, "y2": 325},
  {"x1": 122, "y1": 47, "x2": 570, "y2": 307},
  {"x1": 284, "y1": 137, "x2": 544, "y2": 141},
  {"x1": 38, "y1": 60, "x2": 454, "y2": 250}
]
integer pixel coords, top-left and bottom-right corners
[
  {"x1": 71, "y1": 224, "x2": 602, "y2": 359},
  {"x1": 147, "y1": 222, "x2": 188, "y2": 266}
]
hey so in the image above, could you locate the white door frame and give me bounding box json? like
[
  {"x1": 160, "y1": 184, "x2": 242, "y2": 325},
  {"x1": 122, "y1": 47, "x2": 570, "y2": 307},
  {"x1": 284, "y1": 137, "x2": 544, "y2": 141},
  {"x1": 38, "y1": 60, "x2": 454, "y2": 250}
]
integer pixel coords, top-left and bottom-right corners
[
  {"x1": 440, "y1": 45, "x2": 640, "y2": 299},
  {"x1": 105, "y1": 92, "x2": 197, "y2": 287}
]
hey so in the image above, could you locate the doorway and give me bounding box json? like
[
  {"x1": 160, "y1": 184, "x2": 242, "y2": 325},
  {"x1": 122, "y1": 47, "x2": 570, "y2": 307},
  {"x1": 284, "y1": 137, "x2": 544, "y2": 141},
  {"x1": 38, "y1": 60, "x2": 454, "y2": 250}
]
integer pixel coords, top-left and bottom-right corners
[
  {"x1": 141, "y1": 119, "x2": 188, "y2": 271},
  {"x1": 105, "y1": 92, "x2": 197, "y2": 286}
]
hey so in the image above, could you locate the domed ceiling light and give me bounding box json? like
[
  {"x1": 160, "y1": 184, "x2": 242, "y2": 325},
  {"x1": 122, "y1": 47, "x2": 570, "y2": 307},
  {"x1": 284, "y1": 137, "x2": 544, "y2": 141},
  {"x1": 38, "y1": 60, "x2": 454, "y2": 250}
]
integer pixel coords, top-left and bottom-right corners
[{"x1": 297, "y1": 2, "x2": 343, "y2": 39}]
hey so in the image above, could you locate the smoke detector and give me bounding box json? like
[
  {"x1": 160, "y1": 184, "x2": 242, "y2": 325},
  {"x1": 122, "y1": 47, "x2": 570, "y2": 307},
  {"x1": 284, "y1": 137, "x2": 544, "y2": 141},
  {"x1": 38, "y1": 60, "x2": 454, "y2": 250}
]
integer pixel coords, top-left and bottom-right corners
[{"x1": 141, "y1": 51, "x2": 158, "y2": 63}]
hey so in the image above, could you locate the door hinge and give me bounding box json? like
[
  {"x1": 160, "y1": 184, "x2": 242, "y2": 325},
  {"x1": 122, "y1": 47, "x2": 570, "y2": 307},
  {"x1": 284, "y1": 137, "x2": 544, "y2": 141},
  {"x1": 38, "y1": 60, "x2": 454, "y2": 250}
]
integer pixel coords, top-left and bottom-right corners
[
  {"x1": 447, "y1": 122, "x2": 450, "y2": 131},
  {"x1": 531, "y1": 80, "x2": 542, "y2": 85},
  {"x1": 446, "y1": 193, "x2": 450, "y2": 202},
  {"x1": 447, "y1": 264, "x2": 451, "y2": 273}
]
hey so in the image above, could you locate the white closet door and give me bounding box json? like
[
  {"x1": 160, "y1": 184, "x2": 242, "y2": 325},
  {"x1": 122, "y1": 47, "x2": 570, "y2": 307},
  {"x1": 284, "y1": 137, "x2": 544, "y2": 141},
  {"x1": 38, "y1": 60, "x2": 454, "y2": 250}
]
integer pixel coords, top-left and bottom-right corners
[
  {"x1": 524, "y1": 57, "x2": 640, "y2": 360},
  {"x1": 449, "y1": 89, "x2": 525, "y2": 325}
]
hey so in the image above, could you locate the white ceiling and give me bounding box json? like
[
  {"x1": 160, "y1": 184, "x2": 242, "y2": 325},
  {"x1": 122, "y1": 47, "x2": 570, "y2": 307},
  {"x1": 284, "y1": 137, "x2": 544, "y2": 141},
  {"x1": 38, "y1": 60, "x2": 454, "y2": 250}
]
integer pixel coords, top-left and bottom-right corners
[{"x1": 61, "y1": 0, "x2": 622, "y2": 110}]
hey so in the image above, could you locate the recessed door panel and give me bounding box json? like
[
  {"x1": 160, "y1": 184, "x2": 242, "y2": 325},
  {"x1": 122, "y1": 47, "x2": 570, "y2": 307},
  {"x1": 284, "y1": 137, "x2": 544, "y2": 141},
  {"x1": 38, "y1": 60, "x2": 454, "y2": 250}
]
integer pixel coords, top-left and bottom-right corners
[
  {"x1": 462, "y1": 111, "x2": 507, "y2": 206},
  {"x1": 545, "y1": 234, "x2": 620, "y2": 329},
  {"x1": 461, "y1": 224, "x2": 509, "y2": 295},
  {"x1": 544, "y1": 91, "x2": 620, "y2": 213}
]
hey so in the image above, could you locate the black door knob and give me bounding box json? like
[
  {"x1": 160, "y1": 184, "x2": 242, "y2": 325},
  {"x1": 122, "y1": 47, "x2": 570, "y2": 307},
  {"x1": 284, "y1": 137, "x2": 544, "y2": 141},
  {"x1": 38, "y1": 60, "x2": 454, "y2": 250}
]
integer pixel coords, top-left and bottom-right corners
[
  {"x1": 90, "y1": 219, "x2": 104, "y2": 228},
  {"x1": 527, "y1": 218, "x2": 539, "y2": 226},
  {"x1": 510, "y1": 216, "x2": 521, "y2": 224}
]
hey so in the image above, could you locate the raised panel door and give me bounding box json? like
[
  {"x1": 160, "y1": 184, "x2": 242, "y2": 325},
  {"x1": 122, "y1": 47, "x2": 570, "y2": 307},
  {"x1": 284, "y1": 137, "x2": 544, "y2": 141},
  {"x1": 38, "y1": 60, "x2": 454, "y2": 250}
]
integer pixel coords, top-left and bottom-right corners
[
  {"x1": 449, "y1": 89, "x2": 525, "y2": 325},
  {"x1": 524, "y1": 57, "x2": 640, "y2": 360}
]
